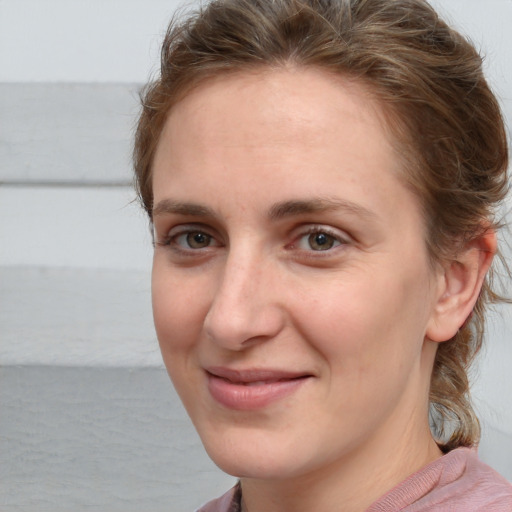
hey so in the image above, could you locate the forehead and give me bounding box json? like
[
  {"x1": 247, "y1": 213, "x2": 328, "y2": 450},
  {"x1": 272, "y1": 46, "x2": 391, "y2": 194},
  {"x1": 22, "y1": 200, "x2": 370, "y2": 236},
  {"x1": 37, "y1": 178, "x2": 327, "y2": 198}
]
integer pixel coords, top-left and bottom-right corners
[
  {"x1": 159, "y1": 67, "x2": 385, "y2": 156},
  {"x1": 151, "y1": 67, "x2": 420, "y2": 228}
]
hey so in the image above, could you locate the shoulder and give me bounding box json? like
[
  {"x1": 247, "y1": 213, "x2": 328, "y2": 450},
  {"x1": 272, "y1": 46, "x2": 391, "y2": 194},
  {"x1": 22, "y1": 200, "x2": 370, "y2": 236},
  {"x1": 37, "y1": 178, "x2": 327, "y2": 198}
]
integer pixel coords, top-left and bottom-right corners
[
  {"x1": 195, "y1": 483, "x2": 241, "y2": 512},
  {"x1": 369, "y1": 447, "x2": 512, "y2": 512},
  {"x1": 451, "y1": 449, "x2": 512, "y2": 511}
]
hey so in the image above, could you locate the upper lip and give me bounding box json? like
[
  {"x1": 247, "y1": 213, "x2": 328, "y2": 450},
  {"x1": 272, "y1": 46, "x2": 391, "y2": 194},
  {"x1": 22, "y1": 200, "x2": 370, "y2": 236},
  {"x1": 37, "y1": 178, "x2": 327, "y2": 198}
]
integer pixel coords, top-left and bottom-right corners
[{"x1": 205, "y1": 366, "x2": 312, "y2": 383}]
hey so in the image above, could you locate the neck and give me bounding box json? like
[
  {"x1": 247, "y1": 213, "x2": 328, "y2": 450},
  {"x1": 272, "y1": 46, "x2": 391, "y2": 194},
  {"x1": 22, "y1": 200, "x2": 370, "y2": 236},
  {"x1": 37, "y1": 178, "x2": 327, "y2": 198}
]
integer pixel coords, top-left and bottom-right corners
[{"x1": 240, "y1": 413, "x2": 441, "y2": 512}]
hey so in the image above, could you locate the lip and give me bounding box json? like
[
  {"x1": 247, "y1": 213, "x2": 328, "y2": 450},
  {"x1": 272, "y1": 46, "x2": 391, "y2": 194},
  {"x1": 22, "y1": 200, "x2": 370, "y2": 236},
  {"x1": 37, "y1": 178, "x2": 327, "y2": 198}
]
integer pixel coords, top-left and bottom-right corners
[{"x1": 205, "y1": 367, "x2": 312, "y2": 411}]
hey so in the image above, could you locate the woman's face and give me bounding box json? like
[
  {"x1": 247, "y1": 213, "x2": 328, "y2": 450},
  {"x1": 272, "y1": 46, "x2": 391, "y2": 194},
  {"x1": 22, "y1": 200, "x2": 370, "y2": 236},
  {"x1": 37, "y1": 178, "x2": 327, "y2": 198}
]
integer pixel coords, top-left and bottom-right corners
[{"x1": 151, "y1": 68, "x2": 441, "y2": 480}]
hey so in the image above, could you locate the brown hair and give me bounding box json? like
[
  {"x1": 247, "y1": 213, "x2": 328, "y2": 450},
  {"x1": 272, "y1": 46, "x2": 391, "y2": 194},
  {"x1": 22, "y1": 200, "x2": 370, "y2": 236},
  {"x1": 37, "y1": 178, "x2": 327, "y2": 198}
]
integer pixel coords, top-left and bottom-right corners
[{"x1": 134, "y1": 0, "x2": 509, "y2": 450}]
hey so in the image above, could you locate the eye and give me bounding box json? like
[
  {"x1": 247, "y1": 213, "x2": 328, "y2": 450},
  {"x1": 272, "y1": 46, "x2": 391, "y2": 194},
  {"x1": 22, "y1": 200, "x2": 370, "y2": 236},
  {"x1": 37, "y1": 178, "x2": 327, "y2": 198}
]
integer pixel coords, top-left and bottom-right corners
[
  {"x1": 306, "y1": 232, "x2": 337, "y2": 251},
  {"x1": 295, "y1": 228, "x2": 345, "y2": 252},
  {"x1": 175, "y1": 230, "x2": 214, "y2": 249}
]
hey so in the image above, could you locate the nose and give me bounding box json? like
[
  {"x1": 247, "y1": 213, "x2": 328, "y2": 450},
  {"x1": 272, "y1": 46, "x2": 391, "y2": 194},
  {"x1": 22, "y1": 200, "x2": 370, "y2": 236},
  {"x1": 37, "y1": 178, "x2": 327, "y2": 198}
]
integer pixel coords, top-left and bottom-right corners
[{"x1": 203, "y1": 251, "x2": 285, "y2": 351}]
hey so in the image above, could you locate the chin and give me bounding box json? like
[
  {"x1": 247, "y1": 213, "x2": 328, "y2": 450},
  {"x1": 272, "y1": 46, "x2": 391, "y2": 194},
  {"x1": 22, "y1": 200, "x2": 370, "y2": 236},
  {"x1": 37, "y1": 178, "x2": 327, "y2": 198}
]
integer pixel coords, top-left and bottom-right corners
[
  {"x1": 199, "y1": 428, "x2": 283, "y2": 477},
  {"x1": 199, "y1": 425, "x2": 323, "y2": 481},
  {"x1": 209, "y1": 450, "x2": 298, "y2": 480}
]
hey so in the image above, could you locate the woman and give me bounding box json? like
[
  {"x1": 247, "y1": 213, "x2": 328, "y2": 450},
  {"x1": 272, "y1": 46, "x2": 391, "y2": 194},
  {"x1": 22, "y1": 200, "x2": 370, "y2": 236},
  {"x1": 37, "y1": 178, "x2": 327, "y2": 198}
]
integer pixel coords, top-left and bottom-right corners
[{"x1": 134, "y1": 0, "x2": 511, "y2": 510}]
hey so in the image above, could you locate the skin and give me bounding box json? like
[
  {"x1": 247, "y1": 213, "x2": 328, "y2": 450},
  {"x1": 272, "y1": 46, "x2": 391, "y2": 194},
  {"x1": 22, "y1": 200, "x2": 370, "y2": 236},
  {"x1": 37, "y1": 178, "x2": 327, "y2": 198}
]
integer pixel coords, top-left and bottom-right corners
[{"x1": 150, "y1": 67, "x2": 495, "y2": 512}]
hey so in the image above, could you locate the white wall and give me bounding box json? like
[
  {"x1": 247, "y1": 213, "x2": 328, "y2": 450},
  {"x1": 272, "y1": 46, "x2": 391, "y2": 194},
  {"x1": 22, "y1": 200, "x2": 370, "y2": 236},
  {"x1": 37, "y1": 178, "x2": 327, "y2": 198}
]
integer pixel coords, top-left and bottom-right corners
[
  {"x1": 1, "y1": 1, "x2": 511, "y2": 510},
  {"x1": 1, "y1": 0, "x2": 511, "y2": 92},
  {"x1": 0, "y1": 0, "x2": 179, "y2": 83}
]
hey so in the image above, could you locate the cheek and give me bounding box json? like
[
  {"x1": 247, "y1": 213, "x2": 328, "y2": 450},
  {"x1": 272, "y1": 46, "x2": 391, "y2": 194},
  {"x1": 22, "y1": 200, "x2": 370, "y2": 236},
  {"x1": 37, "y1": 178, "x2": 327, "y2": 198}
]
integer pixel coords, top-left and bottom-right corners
[
  {"x1": 151, "y1": 271, "x2": 211, "y2": 416},
  {"x1": 294, "y1": 267, "x2": 431, "y2": 376},
  {"x1": 151, "y1": 262, "x2": 209, "y2": 360},
  {"x1": 292, "y1": 272, "x2": 432, "y2": 439}
]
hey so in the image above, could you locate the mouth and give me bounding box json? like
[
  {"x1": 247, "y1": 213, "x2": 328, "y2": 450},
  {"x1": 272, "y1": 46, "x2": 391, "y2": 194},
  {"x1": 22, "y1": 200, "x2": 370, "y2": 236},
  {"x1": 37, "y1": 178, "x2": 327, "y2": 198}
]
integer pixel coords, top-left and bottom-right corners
[{"x1": 205, "y1": 367, "x2": 313, "y2": 410}]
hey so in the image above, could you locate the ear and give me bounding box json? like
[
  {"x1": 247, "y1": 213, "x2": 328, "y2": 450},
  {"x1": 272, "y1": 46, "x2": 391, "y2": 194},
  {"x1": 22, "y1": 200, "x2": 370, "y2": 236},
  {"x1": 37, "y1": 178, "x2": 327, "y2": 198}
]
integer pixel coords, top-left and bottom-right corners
[{"x1": 426, "y1": 229, "x2": 497, "y2": 343}]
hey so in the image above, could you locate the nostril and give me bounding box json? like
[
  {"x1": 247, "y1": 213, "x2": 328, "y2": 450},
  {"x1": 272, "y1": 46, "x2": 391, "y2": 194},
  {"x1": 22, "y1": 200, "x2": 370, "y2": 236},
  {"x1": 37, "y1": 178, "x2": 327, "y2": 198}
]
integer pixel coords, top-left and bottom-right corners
[{"x1": 203, "y1": 300, "x2": 285, "y2": 350}]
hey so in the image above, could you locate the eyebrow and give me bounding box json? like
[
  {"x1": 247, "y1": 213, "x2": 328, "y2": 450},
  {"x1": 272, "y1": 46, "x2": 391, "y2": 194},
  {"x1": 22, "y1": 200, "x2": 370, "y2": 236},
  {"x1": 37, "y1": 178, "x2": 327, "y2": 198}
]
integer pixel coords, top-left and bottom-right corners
[
  {"x1": 152, "y1": 197, "x2": 378, "y2": 222},
  {"x1": 268, "y1": 198, "x2": 378, "y2": 222},
  {"x1": 152, "y1": 199, "x2": 217, "y2": 219}
]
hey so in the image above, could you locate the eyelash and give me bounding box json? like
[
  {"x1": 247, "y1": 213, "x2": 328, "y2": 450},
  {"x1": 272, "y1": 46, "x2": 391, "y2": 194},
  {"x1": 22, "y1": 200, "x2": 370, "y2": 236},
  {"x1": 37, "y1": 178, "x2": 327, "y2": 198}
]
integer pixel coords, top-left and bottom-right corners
[
  {"x1": 156, "y1": 224, "x2": 350, "y2": 256},
  {"x1": 157, "y1": 226, "x2": 219, "y2": 252},
  {"x1": 291, "y1": 226, "x2": 348, "y2": 253}
]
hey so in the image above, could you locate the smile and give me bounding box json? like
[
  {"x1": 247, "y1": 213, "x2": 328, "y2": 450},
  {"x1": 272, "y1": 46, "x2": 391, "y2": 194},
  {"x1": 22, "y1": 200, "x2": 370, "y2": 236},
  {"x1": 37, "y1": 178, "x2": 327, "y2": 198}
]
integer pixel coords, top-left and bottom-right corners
[{"x1": 205, "y1": 368, "x2": 312, "y2": 410}]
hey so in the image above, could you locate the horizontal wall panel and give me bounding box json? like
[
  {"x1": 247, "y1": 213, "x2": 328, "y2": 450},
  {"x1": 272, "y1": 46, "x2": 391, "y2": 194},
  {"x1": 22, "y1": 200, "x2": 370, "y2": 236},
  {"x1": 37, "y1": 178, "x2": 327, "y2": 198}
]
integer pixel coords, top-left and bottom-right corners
[
  {"x1": 0, "y1": 0, "x2": 181, "y2": 83},
  {"x1": 0, "y1": 364, "x2": 508, "y2": 512},
  {"x1": 0, "y1": 265, "x2": 510, "y2": 449},
  {"x1": 0, "y1": 0, "x2": 510, "y2": 97},
  {"x1": 0, "y1": 84, "x2": 141, "y2": 184},
  {"x1": 0, "y1": 266, "x2": 159, "y2": 367},
  {"x1": 472, "y1": 301, "x2": 512, "y2": 452},
  {"x1": 0, "y1": 185, "x2": 152, "y2": 269},
  {"x1": 1, "y1": 189, "x2": 508, "y2": 272},
  {"x1": 0, "y1": 366, "x2": 235, "y2": 511}
]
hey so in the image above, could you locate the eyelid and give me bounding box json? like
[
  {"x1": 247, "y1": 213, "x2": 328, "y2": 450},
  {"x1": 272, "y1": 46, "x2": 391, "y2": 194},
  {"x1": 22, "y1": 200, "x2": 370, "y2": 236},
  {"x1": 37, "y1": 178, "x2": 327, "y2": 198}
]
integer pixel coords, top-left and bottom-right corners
[
  {"x1": 157, "y1": 223, "x2": 222, "y2": 249},
  {"x1": 288, "y1": 224, "x2": 352, "y2": 251},
  {"x1": 155, "y1": 222, "x2": 351, "y2": 254}
]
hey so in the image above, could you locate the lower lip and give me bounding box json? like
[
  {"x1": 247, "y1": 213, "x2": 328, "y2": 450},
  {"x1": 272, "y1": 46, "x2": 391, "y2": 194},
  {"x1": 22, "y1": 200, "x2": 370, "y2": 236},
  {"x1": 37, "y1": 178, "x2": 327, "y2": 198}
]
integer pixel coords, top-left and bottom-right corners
[{"x1": 207, "y1": 374, "x2": 310, "y2": 411}]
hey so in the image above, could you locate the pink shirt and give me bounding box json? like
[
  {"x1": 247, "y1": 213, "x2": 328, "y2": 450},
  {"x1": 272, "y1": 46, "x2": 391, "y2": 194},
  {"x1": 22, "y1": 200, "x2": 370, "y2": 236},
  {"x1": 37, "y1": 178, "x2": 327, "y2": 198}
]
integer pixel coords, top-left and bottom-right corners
[{"x1": 197, "y1": 447, "x2": 512, "y2": 511}]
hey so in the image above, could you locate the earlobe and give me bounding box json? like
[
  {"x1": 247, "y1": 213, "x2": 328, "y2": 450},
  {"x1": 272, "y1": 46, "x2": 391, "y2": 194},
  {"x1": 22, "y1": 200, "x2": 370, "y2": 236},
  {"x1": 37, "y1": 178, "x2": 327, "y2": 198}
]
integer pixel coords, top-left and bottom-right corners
[{"x1": 426, "y1": 229, "x2": 497, "y2": 343}]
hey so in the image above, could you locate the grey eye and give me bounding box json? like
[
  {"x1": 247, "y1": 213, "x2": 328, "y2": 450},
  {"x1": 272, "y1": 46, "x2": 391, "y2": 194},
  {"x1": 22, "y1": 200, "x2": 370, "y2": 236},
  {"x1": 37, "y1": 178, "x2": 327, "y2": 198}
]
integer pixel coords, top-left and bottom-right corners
[
  {"x1": 179, "y1": 231, "x2": 212, "y2": 249},
  {"x1": 307, "y1": 232, "x2": 336, "y2": 251}
]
